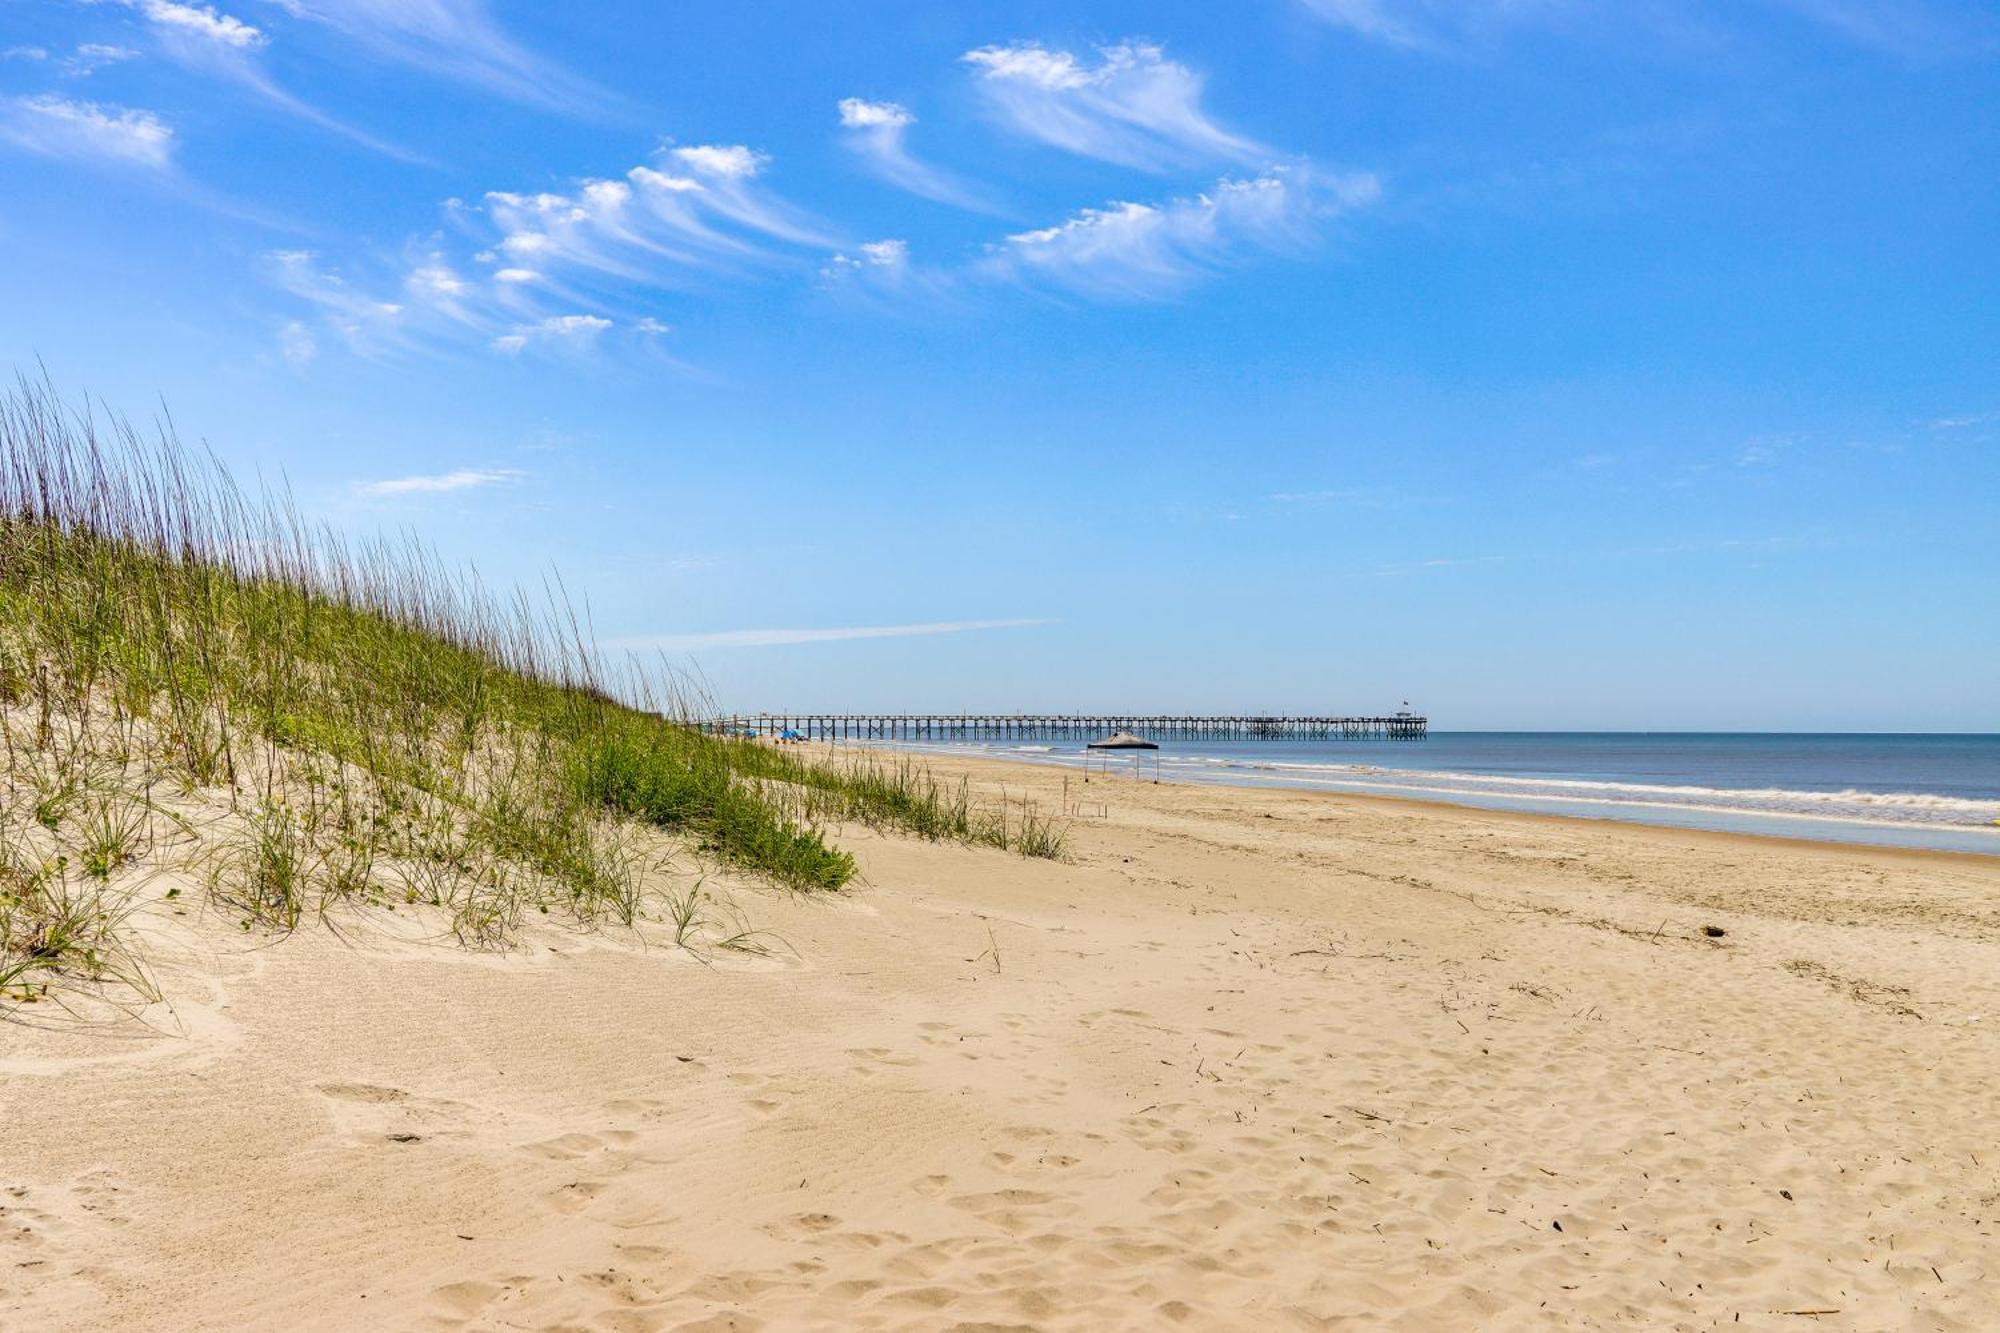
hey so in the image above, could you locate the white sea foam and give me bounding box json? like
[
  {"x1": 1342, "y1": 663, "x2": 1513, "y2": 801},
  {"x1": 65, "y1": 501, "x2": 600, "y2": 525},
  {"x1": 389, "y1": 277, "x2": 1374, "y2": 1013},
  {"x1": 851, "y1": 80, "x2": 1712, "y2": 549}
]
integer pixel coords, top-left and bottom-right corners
[
  {"x1": 871, "y1": 736, "x2": 2000, "y2": 836},
  {"x1": 1149, "y1": 757, "x2": 2000, "y2": 825}
]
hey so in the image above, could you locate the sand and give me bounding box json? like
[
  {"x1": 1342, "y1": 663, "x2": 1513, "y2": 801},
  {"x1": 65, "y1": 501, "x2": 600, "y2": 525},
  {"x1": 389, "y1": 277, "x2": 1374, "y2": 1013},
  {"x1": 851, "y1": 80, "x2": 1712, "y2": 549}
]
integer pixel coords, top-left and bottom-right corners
[{"x1": 6, "y1": 748, "x2": 1999, "y2": 1330}]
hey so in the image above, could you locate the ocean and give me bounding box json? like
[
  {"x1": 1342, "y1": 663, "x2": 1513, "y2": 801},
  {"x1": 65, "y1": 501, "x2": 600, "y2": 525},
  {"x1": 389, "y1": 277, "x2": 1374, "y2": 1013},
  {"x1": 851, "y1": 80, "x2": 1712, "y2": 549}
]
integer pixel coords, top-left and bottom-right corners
[{"x1": 878, "y1": 732, "x2": 2000, "y2": 855}]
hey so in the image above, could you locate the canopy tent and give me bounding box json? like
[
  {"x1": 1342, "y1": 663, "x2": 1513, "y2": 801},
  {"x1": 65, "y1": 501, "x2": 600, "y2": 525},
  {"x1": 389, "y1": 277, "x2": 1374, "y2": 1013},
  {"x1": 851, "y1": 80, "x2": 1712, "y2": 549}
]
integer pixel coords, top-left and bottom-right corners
[{"x1": 1087, "y1": 730, "x2": 1158, "y2": 751}]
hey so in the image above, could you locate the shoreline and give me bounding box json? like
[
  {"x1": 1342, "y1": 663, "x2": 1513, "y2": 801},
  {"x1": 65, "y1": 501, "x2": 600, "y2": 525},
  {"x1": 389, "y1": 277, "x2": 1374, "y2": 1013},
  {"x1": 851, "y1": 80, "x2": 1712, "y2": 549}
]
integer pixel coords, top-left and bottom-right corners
[{"x1": 840, "y1": 737, "x2": 2000, "y2": 859}]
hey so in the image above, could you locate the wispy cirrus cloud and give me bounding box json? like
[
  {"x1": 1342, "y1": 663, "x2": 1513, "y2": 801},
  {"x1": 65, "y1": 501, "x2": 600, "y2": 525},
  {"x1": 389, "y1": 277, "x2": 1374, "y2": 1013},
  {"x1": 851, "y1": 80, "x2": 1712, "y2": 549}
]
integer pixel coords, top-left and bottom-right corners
[
  {"x1": 355, "y1": 467, "x2": 524, "y2": 497},
  {"x1": 62, "y1": 43, "x2": 141, "y2": 77},
  {"x1": 266, "y1": 141, "x2": 816, "y2": 360},
  {"x1": 140, "y1": 0, "x2": 266, "y2": 48},
  {"x1": 820, "y1": 237, "x2": 915, "y2": 282},
  {"x1": 962, "y1": 41, "x2": 1261, "y2": 172},
  {"x1": 263, "y1": 0, "x2": 610, "y2": 111},
  {"x1": 825, "y1": 158, "x2": 1380, "y2": 306},
  {"x1": 1266, "y1": 486, "x2": 1403, "y2": 506},
  {"x1": 1367, "y1": 534, "x2": 1810, "y2": 578},
  {"x1": 817, "y1": 236, "x2": 969, "y2": 310},
  {"x1": 278, "y1": 319, "x2": 317, "y2": 364},
  {"x1": 125, "y1": 0, "x2": 420, "y2": 159},
  {"x1": 981, "y1": 167, "x2": 1378, "y2": 300},
  {"x1": 1767, "y1": 0, "x2": 2000, "y2": 57},
  {"x1": 264, "y1": 249, "x2": 408, "y2": 353},
  {"x1": 609, "y1": 618, "x2": 1055, "y2": 653},
  {"x1": 1297, "y1": 0, "x2": 1999, "y2": 57},
  {"x1": 491, "y1": 313, "x2": 612, "y2": 355},
  {"x1": 1293, "y1": 0, "x2": 1564, "y2": 50},
  {"x1": 0, "y1": 94, "x2": 174, "y2": 169},
  {"x1": 836, "y1": 97, "x2": 993, "y2": 210},
  {"x1": 480, "y1": 143, "x2": 834, "y2": 289},
  {"x1": 1927, "y1": 410, "x2": 1996, "y2": 432}
]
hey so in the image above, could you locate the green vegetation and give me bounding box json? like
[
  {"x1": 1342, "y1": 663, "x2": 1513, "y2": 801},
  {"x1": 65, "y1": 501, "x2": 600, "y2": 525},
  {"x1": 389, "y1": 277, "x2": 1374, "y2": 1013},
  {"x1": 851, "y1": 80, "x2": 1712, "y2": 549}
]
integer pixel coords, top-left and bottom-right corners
[{"x1": 0, "y1": 378, "x2": 1064, "y2": 1011}]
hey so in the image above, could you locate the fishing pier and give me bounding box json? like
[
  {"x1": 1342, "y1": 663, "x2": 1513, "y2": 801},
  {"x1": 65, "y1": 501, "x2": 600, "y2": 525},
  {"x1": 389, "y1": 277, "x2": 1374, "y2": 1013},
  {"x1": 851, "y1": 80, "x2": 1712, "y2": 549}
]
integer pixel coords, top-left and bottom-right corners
[{"x1": 711, "y1": 714, "x2": 1428, "y2": 742}]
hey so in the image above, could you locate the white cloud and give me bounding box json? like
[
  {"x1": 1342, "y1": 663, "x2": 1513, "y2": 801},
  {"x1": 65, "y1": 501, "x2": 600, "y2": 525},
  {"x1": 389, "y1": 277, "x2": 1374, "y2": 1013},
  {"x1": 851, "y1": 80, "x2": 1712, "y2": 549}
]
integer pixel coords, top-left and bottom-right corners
[
  {"x1": 984, "y1": 168, "x2": 1379, "y2": 299},
  {"x1": 610, "y1": 618, "x2": 1054, "y2": 652},
  {"x1": 835, "y1": 96, "x2": 991, "y2": 210},
  {"x1": 139, "y1": 1, "x2": 266, "y2": 49},
  {"x1": 817, "y1": 236, "x2": 967, "y2": 308},
  {"x1": 275, "y1": 151, "x2": 807, "y2": 359},
  {"x1": 491, "y1": 313, "x2": 612, "y2": 354},
  {"x1": 962, "y1": 40, "x2": 1260, "y2": 171},
  {"x1": 485, "y1": 180, "x2": 680, "y2": 283},
  {"x1": 834, "y1": 238, "x2": 909, "y2": 267},
  {"x1": 405, "y1": 261, "x2": 470, "y2": 300},
  {"x1": 821, "y1": 237, "x2": 911, "y2": 282},
  {"x1": 1292, "y1": 0, "x2": 1624, "y2": 51},
  {"x1": 278, "y1": 319, "x2": 317, "y2": 364},
  {"x1": 540, "y1": 313, "x2": 611, "y2": 334},
  {"x1": 273, "y1": 147, "x2": 826, "y2": 360},
  {"x1": 125, "y1": 0, "x2": 419, "y2": 158},
  {"x1": 1266, "y1": 487, "x2": 1399, "y2": 505},
  {"x1": 266, "y1": 0, "x2": 604, "y2": 108},
  {"x1": 356, "y1": 468, "x2": 524, "y2": 497},
  {"x1": 669, "y1": 143, "x2": 764, "y2": 179},
  {"x1": 1297, "y1": 0, "x2": 1999, "y2": 57},
  {"x1": 1764, "y1": 0, "x2": 2000, "y2": 57},
  {"x1": 63, "y1": 43, "x2": 141, "y2": 77},
  {"x1": 267, "y1": 126, "x2": 846, "y2": 362},
  {"x1": 482, "y1": 143, "x2": 832, "y2": 291},
  {"x1": 264, "y1": 250, "x2": 406, "y2": 350},
  {"x1": 1296, "y1": 0, "x2": 1449, "y2": 47},
  {"x1": 837, "y1": 97, "x2": 912, "y2": 131},
  {"x1": 3, "y1": 47, "x2": 50, "y2": 62},
  {"x1": 0, "y1": 95, "x2": 174, "y2": 169}
]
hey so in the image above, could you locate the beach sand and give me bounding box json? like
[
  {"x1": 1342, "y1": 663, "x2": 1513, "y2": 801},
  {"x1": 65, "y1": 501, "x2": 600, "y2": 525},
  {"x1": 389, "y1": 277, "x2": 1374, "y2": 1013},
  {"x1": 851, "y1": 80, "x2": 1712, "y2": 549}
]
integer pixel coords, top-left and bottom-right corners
[{"x1": 6, "y1": 749, "x2": 1999, "y2": 1330}]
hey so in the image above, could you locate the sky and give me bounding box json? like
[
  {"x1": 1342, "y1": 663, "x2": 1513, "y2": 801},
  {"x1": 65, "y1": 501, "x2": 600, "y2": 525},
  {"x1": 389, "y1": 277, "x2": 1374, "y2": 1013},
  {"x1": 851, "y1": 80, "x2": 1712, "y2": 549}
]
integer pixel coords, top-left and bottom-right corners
[{"x1": 1, "y1": 0, "x2": 1996, "y2": 730}]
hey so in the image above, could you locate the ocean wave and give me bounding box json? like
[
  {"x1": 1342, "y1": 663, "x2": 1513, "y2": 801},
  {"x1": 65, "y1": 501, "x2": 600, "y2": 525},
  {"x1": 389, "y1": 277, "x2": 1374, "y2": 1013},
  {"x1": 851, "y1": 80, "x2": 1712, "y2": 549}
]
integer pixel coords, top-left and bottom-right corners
[
  {"x1": 1149, "y1": 759, "x2": 1999, "y2": 825},
  {"x1": 873, "y1": 737, "x2": 2000, "y2": 831}
]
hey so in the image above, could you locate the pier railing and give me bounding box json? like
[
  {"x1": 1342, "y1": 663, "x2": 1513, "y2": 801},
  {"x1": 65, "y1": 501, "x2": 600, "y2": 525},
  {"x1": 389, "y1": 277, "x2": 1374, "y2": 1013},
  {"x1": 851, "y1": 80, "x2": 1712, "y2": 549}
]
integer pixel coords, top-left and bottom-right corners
[{"x1": 707, "y1": 714, "x2": 1428, "y2": 742}]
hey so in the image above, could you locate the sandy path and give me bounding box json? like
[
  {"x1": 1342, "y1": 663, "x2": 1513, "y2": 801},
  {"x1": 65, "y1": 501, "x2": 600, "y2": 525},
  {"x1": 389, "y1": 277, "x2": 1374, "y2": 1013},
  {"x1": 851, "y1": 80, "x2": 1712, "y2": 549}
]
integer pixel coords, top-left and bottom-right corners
[{"x1": 6, "y1": 752, "x2": 1998, "y2": 1330}]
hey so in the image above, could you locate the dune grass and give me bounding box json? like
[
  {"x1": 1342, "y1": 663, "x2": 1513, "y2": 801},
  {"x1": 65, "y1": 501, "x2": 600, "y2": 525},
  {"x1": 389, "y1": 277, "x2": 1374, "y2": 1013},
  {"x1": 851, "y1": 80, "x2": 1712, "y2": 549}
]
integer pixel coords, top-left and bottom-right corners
[{"x1": 0, "y1": 378, "x2": 1063, "y2": 1010}]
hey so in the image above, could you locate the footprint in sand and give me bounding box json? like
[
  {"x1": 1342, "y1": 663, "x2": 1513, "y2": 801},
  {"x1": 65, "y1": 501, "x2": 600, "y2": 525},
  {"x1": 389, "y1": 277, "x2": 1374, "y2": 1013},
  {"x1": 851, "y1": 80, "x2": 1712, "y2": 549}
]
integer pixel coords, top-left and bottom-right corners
[
  {"x1": 520, "y1": 1131, "x2": 636, "y2": 1161},
  {"x1": 844, "y1": 1046, "x2": 920, "y2": 1074},
  {"x1": 316, "y1": 1082, "x2": 477, "y2": 1146},
  {"x1": 429, "y1": 1278, "x2": 503, "y2": 1319},
  {"x1": 789, "y1": 1211, "x2": 842, "y2": 1233},
  {"x1": 947, "y1": 1187, "x2": 1059, "y2": 1216},
  {"x1": 546, "y1": 1179, "x2": 609, "y2": 1216}
]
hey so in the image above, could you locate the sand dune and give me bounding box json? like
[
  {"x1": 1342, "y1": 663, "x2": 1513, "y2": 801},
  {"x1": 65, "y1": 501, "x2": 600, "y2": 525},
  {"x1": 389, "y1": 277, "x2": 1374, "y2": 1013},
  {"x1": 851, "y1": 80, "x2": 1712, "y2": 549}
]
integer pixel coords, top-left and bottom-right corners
[{"x1": 7, "y1": 752, "x2": 1999, "y2": 1329}]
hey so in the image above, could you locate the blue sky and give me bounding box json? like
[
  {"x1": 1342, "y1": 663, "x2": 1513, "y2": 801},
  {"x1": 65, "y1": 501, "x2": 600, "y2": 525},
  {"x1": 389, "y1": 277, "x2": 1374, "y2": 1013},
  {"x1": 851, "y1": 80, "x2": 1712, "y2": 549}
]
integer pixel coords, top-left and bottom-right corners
[{"x1": 2, "y1": 0, "x2": 1996, "y2": 729}]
